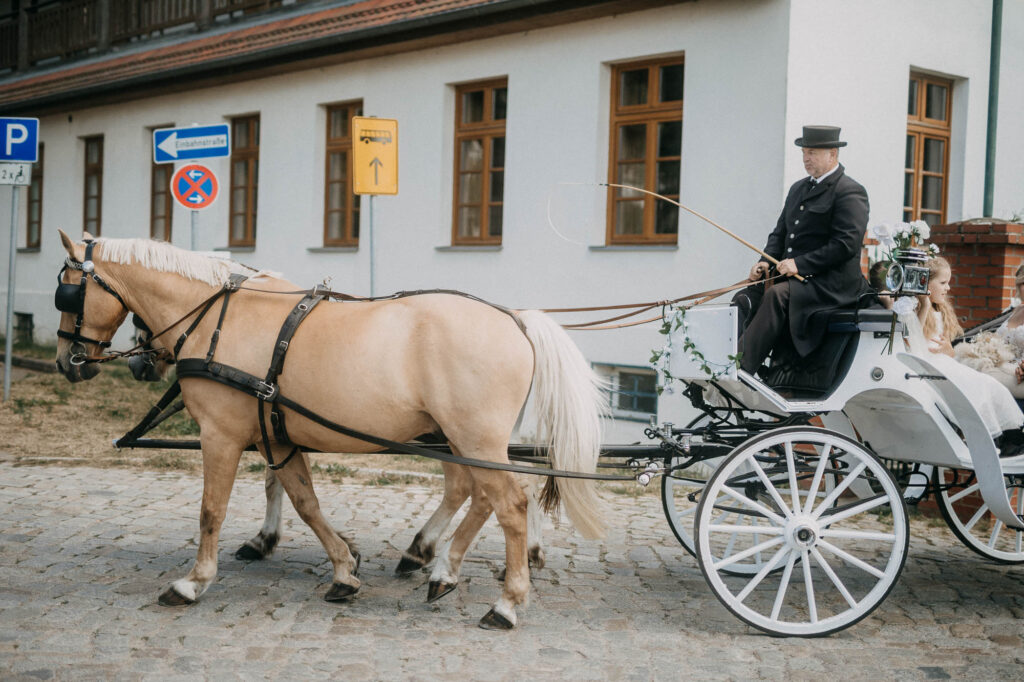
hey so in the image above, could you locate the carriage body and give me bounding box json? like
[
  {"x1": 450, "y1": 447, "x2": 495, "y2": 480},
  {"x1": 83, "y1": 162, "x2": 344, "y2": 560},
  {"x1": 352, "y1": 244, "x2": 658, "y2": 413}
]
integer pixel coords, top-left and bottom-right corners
[{"x1": 657, "y1": 306, "x2": 1024, "y2": 636}]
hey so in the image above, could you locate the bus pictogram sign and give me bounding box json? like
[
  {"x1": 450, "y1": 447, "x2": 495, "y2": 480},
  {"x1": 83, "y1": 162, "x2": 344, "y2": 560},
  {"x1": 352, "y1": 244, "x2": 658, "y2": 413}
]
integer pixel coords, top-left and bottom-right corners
[{"x1": 170, "y1": 164, "x2": 219, "y2": 210}]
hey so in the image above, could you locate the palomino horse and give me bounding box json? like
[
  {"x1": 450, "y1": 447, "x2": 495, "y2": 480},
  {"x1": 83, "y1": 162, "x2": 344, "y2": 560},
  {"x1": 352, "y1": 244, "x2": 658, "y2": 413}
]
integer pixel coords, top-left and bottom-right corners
[{"x1": 54, "y1": 231, "x2": 605, "y2": 629}]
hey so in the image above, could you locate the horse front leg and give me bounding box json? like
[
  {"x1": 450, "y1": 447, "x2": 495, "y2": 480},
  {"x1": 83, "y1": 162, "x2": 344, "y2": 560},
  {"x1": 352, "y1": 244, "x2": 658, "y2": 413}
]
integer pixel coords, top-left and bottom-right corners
[
  {"x1": 235, "y1": 465, "x2": 285, "y2": 561},
  {"x1": 427, "y1": 477, "x2": 493, "y2": 602},
  {"x1": 159, "y1": 436, "x2": 243, "y2": 606},
  {"x1": 269, "y1": 448, "x2": 361, "y2": 602},
  {"x1": 396, "y1": 461, "x2": 473, "y2": 575}
]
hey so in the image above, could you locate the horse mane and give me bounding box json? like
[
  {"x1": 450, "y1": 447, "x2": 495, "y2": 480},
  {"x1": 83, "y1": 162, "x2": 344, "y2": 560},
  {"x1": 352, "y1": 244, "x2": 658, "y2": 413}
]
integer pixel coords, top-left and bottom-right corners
[{"x1": 95, "y1": 238, "x2": 266, "y2": 287}]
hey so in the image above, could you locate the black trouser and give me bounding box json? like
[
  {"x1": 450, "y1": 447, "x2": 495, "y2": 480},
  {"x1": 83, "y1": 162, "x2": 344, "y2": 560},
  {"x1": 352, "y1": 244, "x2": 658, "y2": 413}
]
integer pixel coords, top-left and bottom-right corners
[{"x1": 733, "y1": 280, "x2": 793, "y2": 374}]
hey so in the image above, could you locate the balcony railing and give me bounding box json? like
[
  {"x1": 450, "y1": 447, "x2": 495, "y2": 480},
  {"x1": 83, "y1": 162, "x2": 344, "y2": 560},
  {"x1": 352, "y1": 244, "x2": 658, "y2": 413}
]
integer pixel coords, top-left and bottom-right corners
[{"x1": 1, "y1": 0, "x2": 295, "y2": 72}]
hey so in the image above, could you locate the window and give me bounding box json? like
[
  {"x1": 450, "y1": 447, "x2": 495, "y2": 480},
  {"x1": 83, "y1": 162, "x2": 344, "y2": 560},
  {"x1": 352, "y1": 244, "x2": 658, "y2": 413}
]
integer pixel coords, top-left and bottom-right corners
[
  {"x1": 27, "y1": 144, "x2": 43, "y2": 249},
  {"x1": 324, "y1": 101, "x2": 363, "y2": 246},
  {"x1": 904, "y1": 72, "x2": 951, "y2": 226},
  {"x1": 83, "y1": 136, "x2": 103, "y2": 236},
  {"x1": 230, "y1": 115, "x2": 260, "y2": 247},
  {"x1": 453, "y1": 78, "x2": 507, "y2": 245},
  {"x1": 596, "y1": 364, "x2": 658, "y2": 419},
  {"x1": 607, "y1": 57, "x2": 683, "y2": 244},
  {"x1": 151, "y1": 157, "x2": 172, "y2": 241}
]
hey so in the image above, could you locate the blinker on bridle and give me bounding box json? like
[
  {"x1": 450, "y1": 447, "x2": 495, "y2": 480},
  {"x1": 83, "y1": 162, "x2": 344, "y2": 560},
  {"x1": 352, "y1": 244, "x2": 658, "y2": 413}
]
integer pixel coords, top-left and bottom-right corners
[{"x1": 55, "y1": 240, "x2": 129, "y2": 364}]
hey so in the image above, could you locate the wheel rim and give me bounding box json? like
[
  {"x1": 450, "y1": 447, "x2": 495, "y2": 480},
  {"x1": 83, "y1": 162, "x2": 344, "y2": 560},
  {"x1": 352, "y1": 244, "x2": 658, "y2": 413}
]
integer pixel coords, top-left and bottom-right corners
[
  {"x1": 935, "y1": 466, "x2": 1024, "y2": 564},
  {"x1": 695, "y1": 427, "x2": 909, "y2": 637}
]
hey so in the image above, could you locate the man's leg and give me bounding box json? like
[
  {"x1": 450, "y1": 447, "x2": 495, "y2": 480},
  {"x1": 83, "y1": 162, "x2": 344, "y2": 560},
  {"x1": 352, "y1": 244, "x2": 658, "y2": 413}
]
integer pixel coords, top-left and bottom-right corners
[
  {"x1": 737, "y1": 280, "x2": 792, "y2": 374},
  {"x1": 731, "y1": 282, "x2": 766, "y2": 335}
]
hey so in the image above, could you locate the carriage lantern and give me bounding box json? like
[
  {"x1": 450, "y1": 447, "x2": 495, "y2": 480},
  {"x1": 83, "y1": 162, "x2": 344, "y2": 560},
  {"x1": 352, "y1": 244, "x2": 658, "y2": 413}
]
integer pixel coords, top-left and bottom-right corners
[{"x1": 884, "y1": 247, "x2": 930, "y2": 296}]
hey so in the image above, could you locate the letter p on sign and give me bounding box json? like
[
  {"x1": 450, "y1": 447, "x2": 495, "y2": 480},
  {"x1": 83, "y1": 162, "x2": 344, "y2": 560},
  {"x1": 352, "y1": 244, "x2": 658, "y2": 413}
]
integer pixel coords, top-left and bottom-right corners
[{"x1": 0, "y1": 118, "x2": 39, "y2": 163}]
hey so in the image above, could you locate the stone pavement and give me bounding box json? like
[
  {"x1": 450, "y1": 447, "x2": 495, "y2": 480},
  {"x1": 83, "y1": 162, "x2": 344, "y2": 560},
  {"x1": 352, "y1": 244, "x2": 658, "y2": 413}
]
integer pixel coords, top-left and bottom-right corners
[{"x1": 1, "y1": 461, "x2": 1023, "y2": 681}]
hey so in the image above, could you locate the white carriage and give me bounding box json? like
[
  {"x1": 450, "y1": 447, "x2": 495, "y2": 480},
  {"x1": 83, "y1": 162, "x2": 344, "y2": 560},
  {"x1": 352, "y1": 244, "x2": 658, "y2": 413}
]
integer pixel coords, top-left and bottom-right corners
[{"x1": 654, "y1": 305, "x2": 1024, "y2": 637}]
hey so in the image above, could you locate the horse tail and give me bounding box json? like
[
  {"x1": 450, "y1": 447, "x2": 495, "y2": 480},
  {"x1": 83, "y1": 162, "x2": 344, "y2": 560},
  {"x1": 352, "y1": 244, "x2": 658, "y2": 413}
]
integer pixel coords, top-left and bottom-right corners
[{"x1": 517, "y1": 309, "x2": 607, "y2": 540}]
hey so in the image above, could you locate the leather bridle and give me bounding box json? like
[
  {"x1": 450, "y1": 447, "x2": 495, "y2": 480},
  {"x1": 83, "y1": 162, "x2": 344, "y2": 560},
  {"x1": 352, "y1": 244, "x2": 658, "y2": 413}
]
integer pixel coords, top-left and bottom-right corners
[{"x1": 55, "y1": 241, "x2": 129, "y2": 364}]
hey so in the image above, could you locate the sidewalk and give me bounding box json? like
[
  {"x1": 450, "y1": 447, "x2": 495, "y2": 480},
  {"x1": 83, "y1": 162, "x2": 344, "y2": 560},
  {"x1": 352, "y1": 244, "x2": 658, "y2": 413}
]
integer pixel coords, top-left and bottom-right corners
[{"x1": 1, "y1": 461, "x2": 1022, "y2": 680}]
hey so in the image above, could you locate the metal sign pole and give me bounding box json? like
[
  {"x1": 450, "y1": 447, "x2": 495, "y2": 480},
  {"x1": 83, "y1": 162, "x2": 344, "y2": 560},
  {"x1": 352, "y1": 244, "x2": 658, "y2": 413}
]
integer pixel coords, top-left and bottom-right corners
[
  {"x1": 369, "y1": 195, "x2": 376, "y2": 297},
  {"x1": 3, "y1": 184, "x2": 19, "y2": 402},
  {"x1": 191, "y1": 210, "x2": 198, "y2": 250}
]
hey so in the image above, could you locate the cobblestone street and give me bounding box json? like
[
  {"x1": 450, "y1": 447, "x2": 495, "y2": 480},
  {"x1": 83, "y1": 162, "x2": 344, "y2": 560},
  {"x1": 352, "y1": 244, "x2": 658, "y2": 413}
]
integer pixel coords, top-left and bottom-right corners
[{"x1": 2, "y1": 459, "x2": 1023, "y2": 680}]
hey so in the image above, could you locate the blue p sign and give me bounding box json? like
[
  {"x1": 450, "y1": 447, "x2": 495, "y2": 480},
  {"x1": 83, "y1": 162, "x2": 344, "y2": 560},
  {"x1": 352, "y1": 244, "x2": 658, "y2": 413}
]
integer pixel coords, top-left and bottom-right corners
[{"x1": 0, "y1": 118, "x2": 40, "y2": 163}]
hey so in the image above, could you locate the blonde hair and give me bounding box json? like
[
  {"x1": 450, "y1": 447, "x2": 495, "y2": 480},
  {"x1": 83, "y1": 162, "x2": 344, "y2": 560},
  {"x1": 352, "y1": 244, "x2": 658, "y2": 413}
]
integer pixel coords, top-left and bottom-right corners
[
  {"x1": 921, "y1": 256, "x2": 964, "y2": 342},
  {"x1": 1015, "y1": 263, "x2": 1024, "y2": 286}
]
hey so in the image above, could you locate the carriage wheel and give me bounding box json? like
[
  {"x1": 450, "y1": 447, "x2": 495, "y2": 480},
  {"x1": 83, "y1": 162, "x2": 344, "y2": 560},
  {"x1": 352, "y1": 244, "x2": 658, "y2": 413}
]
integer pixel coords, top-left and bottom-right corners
[
  {"x1": 695, "y1": 427, "x2": 909, "y2": 637},
  {"x1": 934, "y1": 466, "x2": 1024, "y2": 564}
]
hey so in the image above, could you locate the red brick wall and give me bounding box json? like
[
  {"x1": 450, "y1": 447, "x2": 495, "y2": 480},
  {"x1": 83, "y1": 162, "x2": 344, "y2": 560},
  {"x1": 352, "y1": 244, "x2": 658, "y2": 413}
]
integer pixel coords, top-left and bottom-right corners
[{"x1": 929, "y1": 220, "x2": 1024, "y2": 328}]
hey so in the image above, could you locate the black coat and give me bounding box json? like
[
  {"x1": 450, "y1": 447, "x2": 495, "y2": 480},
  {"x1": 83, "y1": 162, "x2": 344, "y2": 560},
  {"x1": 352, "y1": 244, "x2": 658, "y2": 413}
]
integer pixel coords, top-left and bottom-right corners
[{"x1": 759, "y1": 164, "x2": 870, "y2": 355}]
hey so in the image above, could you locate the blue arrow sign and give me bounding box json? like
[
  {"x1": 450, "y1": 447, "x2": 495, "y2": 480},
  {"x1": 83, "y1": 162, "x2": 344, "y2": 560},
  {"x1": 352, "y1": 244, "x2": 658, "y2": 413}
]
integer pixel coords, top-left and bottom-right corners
[
  {"x1": 0, "y1": 117, "x2": 39, "y2": 163},
  {"x1": 153, "y1": 124, "x2": 230, "y2": 164}
]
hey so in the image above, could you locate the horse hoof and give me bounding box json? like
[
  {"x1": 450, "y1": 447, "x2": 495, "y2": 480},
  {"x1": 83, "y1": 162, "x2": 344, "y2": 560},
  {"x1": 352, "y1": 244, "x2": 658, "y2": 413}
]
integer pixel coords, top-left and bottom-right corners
[
  {"x1": 426, "y1": 580, "x2": 457, "y2": 603},
  {"x1": 395, "y1": 555, "x2": 424, "y2": 575},
  {"x1": 496, "y1": 566, "x2": 506, "y2": 581},
  {"x1": 158, "y1": 586, "x2": 195, "y2": 607},
  {"x1": 478, "y1": 608, "x2": 515, "y2": 630},
  {"x1": 324, "y1": 581, "x2": 359, "y2": 602},
  {"x1": 234, "y1": 543, "x2": 264, "y2": 561}
]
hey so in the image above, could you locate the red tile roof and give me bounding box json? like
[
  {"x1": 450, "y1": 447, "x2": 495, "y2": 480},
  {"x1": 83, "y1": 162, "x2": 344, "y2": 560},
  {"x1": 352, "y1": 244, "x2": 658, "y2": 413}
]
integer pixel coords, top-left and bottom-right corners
[{"x1": 0, "y1": 0, "x2": 520, "y2": 111}]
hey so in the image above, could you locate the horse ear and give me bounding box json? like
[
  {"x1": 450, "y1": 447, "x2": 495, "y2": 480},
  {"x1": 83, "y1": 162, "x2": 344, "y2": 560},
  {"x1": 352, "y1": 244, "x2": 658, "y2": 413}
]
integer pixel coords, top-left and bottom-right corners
[
  {"x1": 83, "y1": 230, "x2": 95, "y2": 241},
  {"x1": 58, "y1": 229, "x2": 84, "y2": 261}
]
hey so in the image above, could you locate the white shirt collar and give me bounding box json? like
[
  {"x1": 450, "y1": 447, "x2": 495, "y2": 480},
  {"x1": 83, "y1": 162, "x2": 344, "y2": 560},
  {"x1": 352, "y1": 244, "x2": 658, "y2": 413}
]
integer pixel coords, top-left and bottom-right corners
[{"x1": 810, "y1": 163, "x2": 840, "y2": 184}]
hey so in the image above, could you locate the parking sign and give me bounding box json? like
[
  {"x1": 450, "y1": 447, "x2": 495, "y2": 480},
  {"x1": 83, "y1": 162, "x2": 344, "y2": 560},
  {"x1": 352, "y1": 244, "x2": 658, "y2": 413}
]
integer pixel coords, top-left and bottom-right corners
[{"x1": 0, "y1": 118, "x2": 40, "y2": 163}]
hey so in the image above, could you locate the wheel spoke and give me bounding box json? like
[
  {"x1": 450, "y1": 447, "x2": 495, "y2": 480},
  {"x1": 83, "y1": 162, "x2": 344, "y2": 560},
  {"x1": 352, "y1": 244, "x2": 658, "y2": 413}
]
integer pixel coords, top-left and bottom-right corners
[
  {"x1": 785, "y1": 441, "x2": 801, "y2": 511},
  {"x1": 947, "y1": 481, "x2": 980, "y2": 505},
  {"x1": 819, "y1": 528, "x2": 896, "y2": 542},
  {"x1": 707, "y1": 524, "x2": 784, "y2": 535},
  {"x1": 803, "y1": 445, "x2": 832, "y2": 515},
  {"x1": 963, "y1": 503, "x2": 990, "y2": 533},
  {"x1": 817, "y1": 539, "x2": 886, "y2": 580},
  {"x1": 818, "y1": 493, "x2": 888, "y2": 526},
  {"x1": 719, "y1": 485, "x2": 787, "y2": 525},
  {"x1": 988, "y1": 520, "x2": 1004, "y2": 549},
  {"x1": 711, "y1": 536, "x2": 785, "y2": 571},
  {"x1": 770, "y1": 551, "x2": 798, "y2": 620},
  {"x1": 751, "y1": 457, "x2": 795, "y2": 518},
  {"x1": 812, "y1": 462, "x2": 868, "y2": 519},
  {"x1": 736, "y1": 546, "x2": 791, "y2": 603},
  {"x1": 810, "y1": 546, "x2": 858, "y2": 609},
  {"x1": 801, "y1": 549, "x2": 817, "y2": 624}
]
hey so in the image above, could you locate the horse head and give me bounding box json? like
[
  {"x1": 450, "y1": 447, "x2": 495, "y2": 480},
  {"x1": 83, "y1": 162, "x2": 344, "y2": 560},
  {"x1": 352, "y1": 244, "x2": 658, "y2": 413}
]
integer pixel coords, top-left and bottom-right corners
[{"x1": 54, "y1": 230, "x2": 130, "y2": 382}]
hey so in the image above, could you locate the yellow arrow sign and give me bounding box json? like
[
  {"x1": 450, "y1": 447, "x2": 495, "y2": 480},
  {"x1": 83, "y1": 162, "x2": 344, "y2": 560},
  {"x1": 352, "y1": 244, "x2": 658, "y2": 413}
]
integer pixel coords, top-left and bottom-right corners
[{"x1": 352, "y1": 117, "x2": 398, "y2": 195}]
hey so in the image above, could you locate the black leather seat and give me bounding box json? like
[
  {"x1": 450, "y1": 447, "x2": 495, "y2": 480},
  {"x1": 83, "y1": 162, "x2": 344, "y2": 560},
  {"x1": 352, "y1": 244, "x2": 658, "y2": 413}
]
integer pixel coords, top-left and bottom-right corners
[{"x1": 760, "y1": 308, "x2": 897, "y2": 400}]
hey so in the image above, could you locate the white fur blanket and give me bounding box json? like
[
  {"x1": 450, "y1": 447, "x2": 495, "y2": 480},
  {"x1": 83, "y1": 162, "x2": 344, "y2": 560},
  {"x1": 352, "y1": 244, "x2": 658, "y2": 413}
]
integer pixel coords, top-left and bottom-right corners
[{"x1": 954, "y1": 331, "x2": 1016, "y2": 372}]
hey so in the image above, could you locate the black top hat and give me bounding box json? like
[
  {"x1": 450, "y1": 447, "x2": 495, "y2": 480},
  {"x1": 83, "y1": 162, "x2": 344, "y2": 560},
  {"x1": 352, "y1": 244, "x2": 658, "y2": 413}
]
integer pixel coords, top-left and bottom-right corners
[{"x1": 794, "y1": 125, "x2": 847, "y2": 148}]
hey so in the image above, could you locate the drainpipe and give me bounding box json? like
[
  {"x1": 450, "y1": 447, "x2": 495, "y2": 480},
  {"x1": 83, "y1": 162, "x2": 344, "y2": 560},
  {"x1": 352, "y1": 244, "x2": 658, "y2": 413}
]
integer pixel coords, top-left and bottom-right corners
[{"x1": 983, "y1": 0, "x2": 1003, "y2": 218}]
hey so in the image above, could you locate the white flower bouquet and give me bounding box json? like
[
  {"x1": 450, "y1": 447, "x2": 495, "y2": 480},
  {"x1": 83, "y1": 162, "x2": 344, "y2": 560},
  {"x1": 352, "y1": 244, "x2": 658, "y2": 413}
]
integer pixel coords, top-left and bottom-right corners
[{"x1": 870, "y1": 220, "x2": 940, "y2": 259}]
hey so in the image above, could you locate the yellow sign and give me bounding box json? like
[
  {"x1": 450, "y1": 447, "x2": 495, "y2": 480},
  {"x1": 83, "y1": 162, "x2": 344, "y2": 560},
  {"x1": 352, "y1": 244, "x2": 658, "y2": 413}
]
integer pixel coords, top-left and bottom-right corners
[{"x1": 352, "y1": 117, "x2": 398, "y2": 195}]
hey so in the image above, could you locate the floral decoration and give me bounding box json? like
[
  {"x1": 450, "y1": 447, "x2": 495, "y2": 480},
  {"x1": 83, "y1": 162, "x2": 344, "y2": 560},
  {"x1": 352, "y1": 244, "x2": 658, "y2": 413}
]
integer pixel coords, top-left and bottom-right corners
[
  {"x1": 649, "y1": 305, "x2": 742, "y2": 393},
  {"x1": 870, "y1": 220, "x2": 940, "y2": 259}
]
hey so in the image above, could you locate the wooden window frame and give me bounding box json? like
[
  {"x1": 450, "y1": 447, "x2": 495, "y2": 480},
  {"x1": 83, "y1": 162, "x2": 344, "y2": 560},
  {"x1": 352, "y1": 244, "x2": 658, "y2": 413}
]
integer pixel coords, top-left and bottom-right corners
[
  {"x1": 607, "y1": 56, "x2": 684, "y2": 245},
  {"x1": 904, "y1": 72, "x2": 952, "y2": 225},
  {"x1": 452, "y1": 78, "x2": 507, "y2": 246},
  {"x1": 150, "y1": 158, "x2": 173, "y2": 242},
  {"x1": 229, "y1": 114, "x2": 260, "y2": 247},
  {"x1": 83, "y1": 136, "x2": 103, "y2": 236},
  {"x1": 27, "y1": 144, "x2": 43, "y2": 249},
  {"x1": 323, "y1": 101, "x2": 363, "y2": 247}
]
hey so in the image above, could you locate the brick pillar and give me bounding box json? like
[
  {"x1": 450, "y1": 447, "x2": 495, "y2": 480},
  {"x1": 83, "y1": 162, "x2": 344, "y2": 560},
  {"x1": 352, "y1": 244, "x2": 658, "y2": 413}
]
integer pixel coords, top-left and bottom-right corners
[{"x1": 929, "y1": 219, "x2": 1024, "y2": 328}]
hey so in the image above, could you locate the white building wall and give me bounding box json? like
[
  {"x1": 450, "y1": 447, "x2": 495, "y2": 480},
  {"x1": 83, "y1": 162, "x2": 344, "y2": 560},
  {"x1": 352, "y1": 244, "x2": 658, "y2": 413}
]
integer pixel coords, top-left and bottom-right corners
[{"x1": 3, "y1": 0, "x2": 1021, "y2": 441}]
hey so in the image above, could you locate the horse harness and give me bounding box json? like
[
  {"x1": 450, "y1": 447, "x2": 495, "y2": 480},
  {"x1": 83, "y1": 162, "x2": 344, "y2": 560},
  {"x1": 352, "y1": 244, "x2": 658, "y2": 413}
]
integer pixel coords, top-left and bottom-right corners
[{"x1": 55, "y1": 249, "x2": 631, "y2": 480}]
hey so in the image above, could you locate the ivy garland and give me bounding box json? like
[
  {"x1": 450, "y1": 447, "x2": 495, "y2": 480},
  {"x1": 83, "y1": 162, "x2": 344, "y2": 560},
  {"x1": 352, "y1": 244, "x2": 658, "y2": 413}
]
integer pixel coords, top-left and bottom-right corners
[{"x1": 650, "y1": 304, "x2": 743, "y2": 394}]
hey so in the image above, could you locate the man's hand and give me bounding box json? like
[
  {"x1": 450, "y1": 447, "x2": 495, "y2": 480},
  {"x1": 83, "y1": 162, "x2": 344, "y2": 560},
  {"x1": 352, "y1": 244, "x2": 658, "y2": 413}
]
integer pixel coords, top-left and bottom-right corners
[
  {"x1": 777, "y1": 258, "x2": 799, "y2": 277},
  {"x1": 749, "y1": 261, "x2": 770, "y2": 281}
]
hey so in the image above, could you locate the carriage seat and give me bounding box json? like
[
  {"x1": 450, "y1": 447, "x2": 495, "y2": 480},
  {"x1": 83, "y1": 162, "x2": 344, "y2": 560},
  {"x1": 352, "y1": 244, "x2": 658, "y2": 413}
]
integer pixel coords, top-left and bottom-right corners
[{"x1": 760, "y1": 308, "x2": 897, "y2": 400}]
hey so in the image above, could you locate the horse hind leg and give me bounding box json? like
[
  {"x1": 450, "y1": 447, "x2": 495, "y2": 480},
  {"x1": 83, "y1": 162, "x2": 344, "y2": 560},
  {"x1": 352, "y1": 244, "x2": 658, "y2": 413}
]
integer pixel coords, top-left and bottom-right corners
[
  {"x1": 396, "y1": 461, "x2": 473, "y2": 575},
  {"x1": 269, "y1": 448, "x2": 361, "y2": 602},
  {"x1": 235, "y1": 465, "x2": 284, "y2": 561}
]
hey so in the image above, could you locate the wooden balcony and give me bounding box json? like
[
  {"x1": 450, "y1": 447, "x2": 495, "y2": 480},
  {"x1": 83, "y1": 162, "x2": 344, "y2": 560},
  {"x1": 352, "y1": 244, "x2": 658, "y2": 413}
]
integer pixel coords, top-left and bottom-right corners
[{"x1": 0, "y1": 0, "x2": 296, "y2": 72}]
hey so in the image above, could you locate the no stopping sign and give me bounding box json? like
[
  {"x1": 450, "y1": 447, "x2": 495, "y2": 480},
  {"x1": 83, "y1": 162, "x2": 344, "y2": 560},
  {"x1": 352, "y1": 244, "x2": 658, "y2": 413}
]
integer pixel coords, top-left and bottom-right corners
[{"x1": 171, "y1": 164, "x2": 219, "y2": 210}]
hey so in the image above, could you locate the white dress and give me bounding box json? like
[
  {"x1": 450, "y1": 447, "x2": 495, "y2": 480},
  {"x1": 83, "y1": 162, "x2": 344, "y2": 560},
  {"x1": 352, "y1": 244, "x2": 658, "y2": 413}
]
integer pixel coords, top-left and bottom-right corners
[{"x1": 911, "y1": 311, "x2": 1023, "y2": 435}]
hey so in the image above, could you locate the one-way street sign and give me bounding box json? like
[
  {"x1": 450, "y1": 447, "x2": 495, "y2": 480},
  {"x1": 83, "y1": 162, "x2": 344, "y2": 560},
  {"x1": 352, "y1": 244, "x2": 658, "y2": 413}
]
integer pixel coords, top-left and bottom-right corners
[{"x1": 153, "y1": 124, "x2": 230, "y2": 164}]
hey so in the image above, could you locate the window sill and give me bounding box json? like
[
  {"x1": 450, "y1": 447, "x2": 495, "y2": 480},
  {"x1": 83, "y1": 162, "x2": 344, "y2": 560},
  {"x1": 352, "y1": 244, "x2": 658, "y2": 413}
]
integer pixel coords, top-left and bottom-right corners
[
  {"x1": 308, "y1": 246, "x2": 358, "y2": 253},
  {"x1": 589, "y1": 244, "x2": 678, "y2": 251},
  {"x1": 435, "y1": 245, "x2": 502, "y2": 252},
  {"x1": 16, "y1": 247, "x2": 40, "y2": 254},
  {"x1": 214, "y1": 246, "x2": 255, "y2": 253}
]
